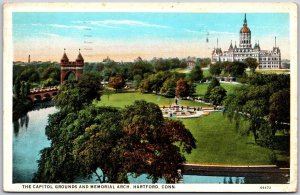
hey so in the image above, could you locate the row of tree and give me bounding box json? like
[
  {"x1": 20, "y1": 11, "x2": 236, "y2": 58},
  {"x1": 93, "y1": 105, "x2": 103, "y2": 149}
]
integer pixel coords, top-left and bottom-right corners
[
  {"x1": 209, "y1": 57, "x2": 258, "y2": 77},
  {"x1": 224, "y1": 74, "x2": 290, "y2": 145},
  {"x1": 14, "y1": 63, "x2": 60, "y2": 88},
  {"x1": 138, "y1": 71, "x2": 195, "y2": 98}
]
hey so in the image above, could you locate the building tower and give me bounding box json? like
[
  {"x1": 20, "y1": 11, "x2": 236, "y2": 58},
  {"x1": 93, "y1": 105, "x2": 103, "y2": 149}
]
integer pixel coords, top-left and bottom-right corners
[
  {"x1": 239, "y1": 14, "x2": 252, "y2": 48},
  {"x1": 28, "y1": 54, "x2": 31, "y2": 63},
  {"x1": 60, "y1": 49, "x2": 84, "y2": 83}
]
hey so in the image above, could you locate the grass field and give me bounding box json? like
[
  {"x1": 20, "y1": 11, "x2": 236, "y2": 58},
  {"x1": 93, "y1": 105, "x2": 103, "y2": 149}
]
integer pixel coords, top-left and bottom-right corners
[
  {"x1": 203, "y1": 69, "x2": 211, "y2": 78},
  {"x1": 255, "y1": 69, "x2": 290, "y2": 74},
  {"x1": 179, "y1": 112, "x2": 273, "y2": 165},
  {"x1": 96, "y1": 91, "x2": 287, "y2": 166},
  {"x1": 195, "y1": 83, "x2": 242, "y2": 97},
  {"x1": 97, "y1": 92, "x2": 207, "y2": 108}
]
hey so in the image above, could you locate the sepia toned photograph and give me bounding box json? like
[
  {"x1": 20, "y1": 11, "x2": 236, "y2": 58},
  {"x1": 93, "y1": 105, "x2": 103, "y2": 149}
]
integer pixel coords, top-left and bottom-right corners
[{"x1": 3, "y1": 2, "x2": 298, "y2": 192}]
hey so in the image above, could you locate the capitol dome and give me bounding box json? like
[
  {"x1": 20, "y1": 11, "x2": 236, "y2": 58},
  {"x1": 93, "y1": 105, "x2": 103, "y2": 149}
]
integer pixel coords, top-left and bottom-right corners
[
  {"x1": 240, "y1": 13, "x2": 251, "y2": 33},
  {"x1": 240, "y1": 25, "x2": 251, "y2": 33}
]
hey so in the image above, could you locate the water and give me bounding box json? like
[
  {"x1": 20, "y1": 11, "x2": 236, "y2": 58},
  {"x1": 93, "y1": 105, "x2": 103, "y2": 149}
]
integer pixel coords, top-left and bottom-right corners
[{"x1": 12, "y1": 107, "x2": 287, "y2": 184}]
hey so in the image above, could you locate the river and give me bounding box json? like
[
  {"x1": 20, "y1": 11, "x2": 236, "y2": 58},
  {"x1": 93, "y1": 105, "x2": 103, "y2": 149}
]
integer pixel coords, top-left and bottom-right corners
[{"x1": 13, "y1": 107, "x2": 287, "y2": 184}]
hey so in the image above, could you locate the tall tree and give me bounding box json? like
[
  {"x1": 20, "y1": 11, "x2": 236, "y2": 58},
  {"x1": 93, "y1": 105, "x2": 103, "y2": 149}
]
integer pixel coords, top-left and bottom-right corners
[
  {"x1": 224, "y1": 61, "x2": 247, "y2": 77},
  {"x1": 204, "y1": 77, "x2": 220, "y2": 101},
  {"x1": 208, "y1": 86, "x2": 227, "y2": 106},
  {"x1": 117, "y1": 101, "x2": 196, "y2": 183},
  {"x1": 190, "y1": 65, "x2": 203, "y2": 82},
  {"x1": 160, "y1": 76, "x2": 176, "y2": 97},
  {"x1": 269, "y1": 89, "x2": 290, "y2": 135},
  {"x1": 209, "y1": 62, "x2": 223, "y2": 76},
  {"x1": 108, "y1": 75, "x2": 126, "y2": 92},
  {"x1": 54, "y1": 73, "x2": 103, "y2": 113},
  {"x1": 176, "y1": 79, "x2": 190, "y2": 98},
  {"x1": 224, "y1": 75, "x2": 290, "y2": 142},
  {"x1": 244, "y1": 57, "x2": 259, "y2": 74}
]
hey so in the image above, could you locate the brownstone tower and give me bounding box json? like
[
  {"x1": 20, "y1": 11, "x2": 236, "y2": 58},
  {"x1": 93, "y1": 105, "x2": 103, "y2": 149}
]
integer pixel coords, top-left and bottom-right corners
[{"x1": 60, "y1": 49, "x2": 84, "y2": 83}]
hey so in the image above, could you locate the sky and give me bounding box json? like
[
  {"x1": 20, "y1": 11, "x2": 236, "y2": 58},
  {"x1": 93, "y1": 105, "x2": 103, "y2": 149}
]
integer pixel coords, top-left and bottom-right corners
[{"x1": 13, "y1": 12, "x2": 290, "y2": 62}]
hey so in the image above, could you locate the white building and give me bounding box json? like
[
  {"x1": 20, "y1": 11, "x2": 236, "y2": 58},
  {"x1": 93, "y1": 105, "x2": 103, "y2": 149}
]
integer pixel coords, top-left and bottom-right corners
[{"x1": 212, "y1": 14, "x2": 281, "y2": 69}]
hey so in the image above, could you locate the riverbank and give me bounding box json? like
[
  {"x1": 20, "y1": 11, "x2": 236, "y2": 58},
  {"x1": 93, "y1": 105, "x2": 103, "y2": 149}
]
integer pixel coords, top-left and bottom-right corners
[{"x1": 183, "y1": 164, "x2": 290, "y2": 183}]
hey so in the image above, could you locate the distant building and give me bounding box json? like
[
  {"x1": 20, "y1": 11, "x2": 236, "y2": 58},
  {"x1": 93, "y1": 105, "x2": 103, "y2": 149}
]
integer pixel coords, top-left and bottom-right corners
[
  {"x1": 212, "y1": 14, "x2": 281, "y2": 69},
  {"x1": 185, "y1": 56, "x2": 196, "y2": 68}
]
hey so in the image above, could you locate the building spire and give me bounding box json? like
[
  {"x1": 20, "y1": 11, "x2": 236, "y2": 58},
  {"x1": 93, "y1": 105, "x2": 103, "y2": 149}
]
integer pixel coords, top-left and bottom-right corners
[
  {"x1": 217, "y1": 38, "x2": 219, "y2": 48},
  {"x1": 244, "y1": 13, "x2": 247, "y2": 25},
  {"x1": 275, "y1": 36, "x2": 277, "y2": 47}
]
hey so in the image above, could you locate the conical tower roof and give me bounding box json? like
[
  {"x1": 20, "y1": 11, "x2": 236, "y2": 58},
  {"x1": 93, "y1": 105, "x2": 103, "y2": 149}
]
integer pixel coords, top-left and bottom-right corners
[
  {"x1": 61, "y1": 49, "x2": 69, "y2": 61},
  {"x1": 76, "y1": 49, "x2": 84, "y2": 61},
  {"x1": 229, "y1": 40, "x2": 233, "y2": 50}
]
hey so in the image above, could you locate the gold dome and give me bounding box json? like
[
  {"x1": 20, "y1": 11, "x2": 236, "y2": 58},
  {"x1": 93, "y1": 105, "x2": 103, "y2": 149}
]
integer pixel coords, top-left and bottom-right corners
[
  {"x1": 240, "y1": 14, "x2": 251, "y2": 33},
  {"x1": 240, "y1": 26, "x2": 251, "y2": 33}
]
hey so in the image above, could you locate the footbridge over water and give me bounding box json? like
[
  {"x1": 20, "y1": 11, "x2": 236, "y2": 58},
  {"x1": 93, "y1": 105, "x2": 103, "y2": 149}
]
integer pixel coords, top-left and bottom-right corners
[{"x1": 27, "y1": 86, "x2": 59, "y2": 102}]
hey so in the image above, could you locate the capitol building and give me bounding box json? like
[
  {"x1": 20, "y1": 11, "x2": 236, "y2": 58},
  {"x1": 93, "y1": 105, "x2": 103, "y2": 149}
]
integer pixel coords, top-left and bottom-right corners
[{"x1": 211, "y1": 14, "x2": 281, "y2": 69}]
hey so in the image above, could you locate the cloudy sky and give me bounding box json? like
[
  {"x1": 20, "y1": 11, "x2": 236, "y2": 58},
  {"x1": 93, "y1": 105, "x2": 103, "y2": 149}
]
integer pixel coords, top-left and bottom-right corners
[{"x1": 13, "y1": 12, "x2": 290, "y2": 62}]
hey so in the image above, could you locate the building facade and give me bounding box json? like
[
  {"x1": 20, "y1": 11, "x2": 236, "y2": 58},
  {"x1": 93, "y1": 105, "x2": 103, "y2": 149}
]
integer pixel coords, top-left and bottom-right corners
[
  {"x1": 60, "y1": 49, "x2": 84, "y2": 83},
  {"x1": 212, "y1": 14, "x2": 281, "y2": 69}
]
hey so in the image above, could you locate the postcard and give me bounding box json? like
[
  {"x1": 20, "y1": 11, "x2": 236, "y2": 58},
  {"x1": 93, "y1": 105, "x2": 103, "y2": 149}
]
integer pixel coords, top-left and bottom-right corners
[{"x1": 3, "y1": 2, "x2": 298, "y2": 192}]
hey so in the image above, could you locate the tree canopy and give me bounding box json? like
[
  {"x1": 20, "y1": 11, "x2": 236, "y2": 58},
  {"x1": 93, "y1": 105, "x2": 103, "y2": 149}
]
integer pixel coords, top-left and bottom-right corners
[
  {"x1": 33, "y1": 100, "x2": 196, "y2": 183},
  {"x1": 108, "y1": 75, "x2": 126, "y2": 92},
  {"x1": 208, "y1": 86, "x2": 227, "y2": 106},
  {"x1": 54, "y1": 73, "x2": 103, "y2": 112},
  {"x1": 176, "y1": 79, "x2": 190, "y2": 98},
  {"x1": 190, "y1": 65, "x2": 203, "y2": 82},
  {"x1": 224, "y1": 74, "x2": 290, "y2": 143},
  {"x1": 204, "y1": 77, "x2": 220, "y2": 101},
  {"x1": 244, "y1": 57, "x2": 259, "y2": 74}
]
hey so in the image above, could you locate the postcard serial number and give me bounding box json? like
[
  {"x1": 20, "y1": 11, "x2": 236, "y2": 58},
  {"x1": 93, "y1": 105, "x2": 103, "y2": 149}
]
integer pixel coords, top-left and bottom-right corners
[{"x1": 260, "y1": 186, "x2": 271, "y2": 190}]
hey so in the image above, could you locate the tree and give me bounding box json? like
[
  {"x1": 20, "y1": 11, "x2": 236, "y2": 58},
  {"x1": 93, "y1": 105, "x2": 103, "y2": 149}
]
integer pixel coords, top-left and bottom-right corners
[
  {"x1": 117, "y1": 101, "x2": 196, "y2": 183},
  {"x1": 179, "y1": 61, "x2": 188, "y2": 69},
  {"x1": 169, "y1": 58, "x2": 181, "y2": 69},
  {"x1": 224, "y1": 61, "x2": 247, "y2": 77},
  {"x1": 34, "y1": 101, "x2": 196, "y2": 183},
  {"x1": 204, "y1": 77, "x2": 220, "y2": 101},
  {"x1": 244, "y1": 58, "x2": 258, "y2": 74},
  {"x1": 160, "y1": 77, "x2": 176, "y2": 97},
  {"x1": 108, "y1": 75, "x2": 125, "y2": 92},
  {"x1": 208, "y1": 86, "x2": 227, "y2": 106},
  {"x1": 209, "y1": 62, "x2": 223, "y2": 76},
  {"x1": 154, "y1": 58, "x2": 170, "y2": 72},
  {"x1": 33, "y1": 106, "x2": 122, "y2": 183},
  {"x1": 224, "y1": 75, "x2": 290, "y2": 142},
  {"x1": 190, "y1": 65, "x2": 203, "y2": 82},
  {"x1": 139, "y1": 71, "x2": 172, "y2": 94},
  {"x1": 269, "y1": 89, "x2": 290, "y2": 135},
  {"x1": 176, "y1": 79, "x2": 190, "y2": 98},
  {"x1": 54, "y1": 73, "x2": 103, "y2": 113}
]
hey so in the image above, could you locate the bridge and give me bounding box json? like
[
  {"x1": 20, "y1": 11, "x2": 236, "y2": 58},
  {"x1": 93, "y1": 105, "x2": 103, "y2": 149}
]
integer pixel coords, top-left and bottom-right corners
[{"x1": 28, "y1": 86, "x2": 59, "y2": 103}]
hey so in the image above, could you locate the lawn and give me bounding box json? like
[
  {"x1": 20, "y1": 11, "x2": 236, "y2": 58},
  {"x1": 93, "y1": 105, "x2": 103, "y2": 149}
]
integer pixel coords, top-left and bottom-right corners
[
  {"x1": 97, "y1": 92, "x2": 207, "y2": 108},
  {"x1": 255, "y1": 69, "x2": 290, "y2": 74},
  {"x1": 96, "y1": 91, "x2": 285, "y2": 166},
  {"x1": 179, "y1": 112, "x2": 273, "y2": 165},
  {"x1": 202, "y1": 69, "x2": 211, "y2": 78},
  {"x1": 195, "y1": 83, "x2": 242, "y2": 97}
]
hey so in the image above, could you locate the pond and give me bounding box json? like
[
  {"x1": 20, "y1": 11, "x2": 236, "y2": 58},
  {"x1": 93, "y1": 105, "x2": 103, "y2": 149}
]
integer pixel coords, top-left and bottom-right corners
[{"x1": 12, "y1": 106, "x2": 287, "y2": 184}]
